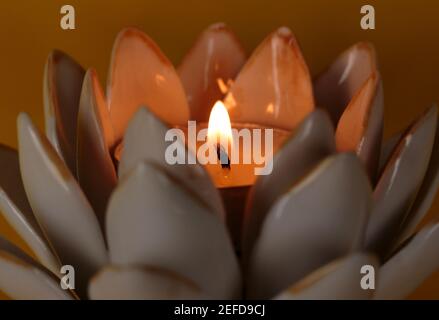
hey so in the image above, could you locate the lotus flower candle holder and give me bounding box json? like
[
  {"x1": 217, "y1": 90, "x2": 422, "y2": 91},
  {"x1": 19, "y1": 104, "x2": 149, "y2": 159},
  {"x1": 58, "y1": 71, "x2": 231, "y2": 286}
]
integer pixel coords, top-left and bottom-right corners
[{"x1": 0, "y1": 23, "x2": 438, "y2": 300}]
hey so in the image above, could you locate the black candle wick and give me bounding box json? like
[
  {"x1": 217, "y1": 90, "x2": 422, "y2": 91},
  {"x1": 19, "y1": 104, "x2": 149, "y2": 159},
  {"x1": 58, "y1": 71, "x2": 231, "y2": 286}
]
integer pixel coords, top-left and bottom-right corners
[{"x1": 216, "y1": 144, "x2": 231, "y2": 170}]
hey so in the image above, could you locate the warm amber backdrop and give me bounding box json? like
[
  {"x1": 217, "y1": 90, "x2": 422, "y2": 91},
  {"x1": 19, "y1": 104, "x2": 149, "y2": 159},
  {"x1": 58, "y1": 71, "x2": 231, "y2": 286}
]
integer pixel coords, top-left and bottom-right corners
[{"x1": 0, "y1": 0, "x2": 438, "y2": 299}]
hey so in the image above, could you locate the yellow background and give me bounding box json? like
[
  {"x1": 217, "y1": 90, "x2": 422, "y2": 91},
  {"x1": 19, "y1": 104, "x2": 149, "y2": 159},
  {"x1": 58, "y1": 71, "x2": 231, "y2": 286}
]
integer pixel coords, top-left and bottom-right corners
[{"x1": 0, "y1": 0, "x2": 438, "y2": 299}]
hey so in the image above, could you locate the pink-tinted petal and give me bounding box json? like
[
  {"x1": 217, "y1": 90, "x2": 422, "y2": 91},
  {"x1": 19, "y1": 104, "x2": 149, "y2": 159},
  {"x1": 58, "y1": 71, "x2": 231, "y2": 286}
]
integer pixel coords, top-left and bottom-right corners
[
  {"x1": 335, "y1": 73, "x2": 383, "y2": 180},
  {"x1": 392, "y1": 114, "x2": 439, "y2": 249},
  {"x1": 18, "y1": 113, "x2": 108, "y2": 296},
  {"x1": 178, "y1": 23, "x2": 246, "y2": 121},
  {"x1": 224, "y1": 27, "x2": 314, "y2": 130},
  {"x1": 44, "y1": 50, "x2": 85, "y2": 175},
  {"x1": 77, "y1": 69, "x2": 117, "y2": 228},
  {"x1": 118, "y1": 107, "x2": 224, "y2": 221},
  {"x1": 0, "y1": 145, "x2": 60, "y2": 274},
  {"x1": 275, "y1": 254, "x2": 378, "y2": 300},
  {"x1": 107, "y1": 162, "x2": 240, "y2": 299},
  {"x1": 107, "y1": 28, "x2": 189, "y2": 144},
  {"x1": 247, "y1": 153, "x2": 371, "y2": 298},
  {"x1": 366, "y1": 106, "x2": 437, "y2": 255},
  {"x1": 0, "y1": 237, "x2": 74, "y2": 300},
  {"x1": 89, "y1": 265, "x2": 206, "y2": 299},
  {"x1": 375, "y1": 223, "x2": 439, "y2": 299},
  {"x1": 314, "y1": 42, "x2": 377, "y2": 124},
  {"x1": 243, "y1": 110, "x2": 335, "y2": 260}
]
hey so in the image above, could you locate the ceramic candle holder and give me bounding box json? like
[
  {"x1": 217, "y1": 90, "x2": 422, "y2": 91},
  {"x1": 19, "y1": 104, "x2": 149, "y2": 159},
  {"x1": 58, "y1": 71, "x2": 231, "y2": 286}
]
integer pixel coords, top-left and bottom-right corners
[{"x1": 0, "y1": 23, "x2": 438, "y2": 300}]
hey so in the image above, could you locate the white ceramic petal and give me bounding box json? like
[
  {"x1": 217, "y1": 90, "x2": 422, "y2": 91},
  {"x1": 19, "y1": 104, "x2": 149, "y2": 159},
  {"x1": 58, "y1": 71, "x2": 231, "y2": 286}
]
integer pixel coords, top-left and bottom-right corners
[
  {"x1": 77, "y1": 69, "x2": 117, "y2": 228},
  {"x1": 314, "y1": 42, "x2": 377, "y2": 124},
  {"x1": 178, "y1": 23, "x2": 246, "y2": 121},
  {"x1": 335, "y1": 73, "x2": 383, "y2": 180},
  {"x1": 243, "y1": 109, "x2": 335, "y2": 259},
  {"x1": 0, "y1": 236, "x2": 44, "y2": 265},
  {"x1": 17, "y1": 113, "x2": 108, "y2": 295},
  {"x1": 118, "y1": 107, "x2": 225, "y2": 221},
  {"x1": 247, "y1": 153, "x2": 372, "y2": 299},
  {"x1": 274, "y1": 253, "x2": 378, "y2": 300},
  {"x1": 365, "y1": 106, "x2": 437, "y2": 255},
  {"x1": 0, "y1": 237, "x2": 73, "y2": 300},
  {"x1": 0, "y1": 145, "x2": 60, "y2": 274},
  {"x1": 89, "y1": 265, "x2": 207, "y2": 300},
  {"x1": 224, "y1": 27, "x2": 314, "y2": 130},
  {"x1": 374, "y1": 223, "x2": 439, "y2": 299},
  {"x1": 44, "y1": 50, "x2": 85, "y2": 174},
  {"x1": 392, "y1": 117, "x2": 439, "y2": 249},
  {"x1": 378, "y1": 130, "x2": 403, "y2": 174},
  {"x1": 107, "y1": 28, "x2": 190, "y2": 144},
  {"x1": 107, "y1": 162, "x2": 241, "y2": 299}
]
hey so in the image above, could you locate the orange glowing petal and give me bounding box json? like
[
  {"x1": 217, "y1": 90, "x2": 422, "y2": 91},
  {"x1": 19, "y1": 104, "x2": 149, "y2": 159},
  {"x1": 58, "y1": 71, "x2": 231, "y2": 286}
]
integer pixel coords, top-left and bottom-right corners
[
  {"x1": 314, "y1": 42, "x2": 377, "y2": 124},
  {"x1": 107, "y1": 28, "x2": 190, "y2": 146},
  {"x1": 178, "y1": 23, "x2": 246, "y2": 122},
  {"x1": 224, "y1": 27, "x2": 314, "y2": 130},
  {"x1": 335, "y1": 72, "x2": 383, "y2": 179}
]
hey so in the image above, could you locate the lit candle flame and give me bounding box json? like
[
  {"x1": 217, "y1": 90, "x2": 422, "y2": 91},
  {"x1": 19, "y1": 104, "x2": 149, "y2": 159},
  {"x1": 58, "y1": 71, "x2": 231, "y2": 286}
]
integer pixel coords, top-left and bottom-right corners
[
  {"x1": 208, "y1": 100, "x2": 233, "y2": 146},
  {"x1": 208, "y1": 100, "x2": 233, "y2": 167}
]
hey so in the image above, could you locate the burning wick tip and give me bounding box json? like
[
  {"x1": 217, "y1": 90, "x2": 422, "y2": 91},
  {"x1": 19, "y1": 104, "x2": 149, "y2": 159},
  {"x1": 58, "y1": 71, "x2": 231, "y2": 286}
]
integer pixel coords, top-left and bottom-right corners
[{"x1": 216, "y1": 144, "x2": 231, "y2": 170}]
